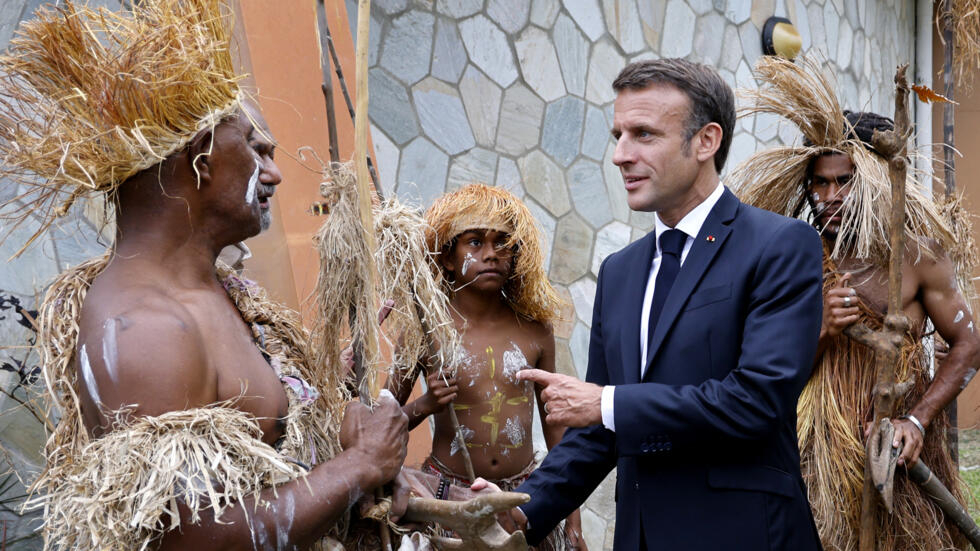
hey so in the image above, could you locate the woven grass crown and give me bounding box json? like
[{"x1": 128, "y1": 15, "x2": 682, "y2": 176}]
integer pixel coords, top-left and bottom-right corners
[
  {"x1": 425, "y1": 183, "x2": 562, "y2": 325},
  {"x1": 0, "y1": 0, "x2": 244, "y2": 250},
  {"x1": 731, "y1": 56, "x2": 953, "y2": 266}
]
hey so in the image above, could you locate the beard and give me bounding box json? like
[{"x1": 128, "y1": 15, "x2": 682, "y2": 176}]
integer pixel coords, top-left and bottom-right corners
[{"x1": 259, "y1": 208, "x2": 272, "y2": 231}]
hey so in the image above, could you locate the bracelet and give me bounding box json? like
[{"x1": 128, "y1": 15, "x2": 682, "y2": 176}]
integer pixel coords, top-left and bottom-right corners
[
  {"x1": 899, "y1": 414, "x2": 926, "y2": 437},
  {"x1": 436, "y1": 477, "x2": 450, "y2": 500}
]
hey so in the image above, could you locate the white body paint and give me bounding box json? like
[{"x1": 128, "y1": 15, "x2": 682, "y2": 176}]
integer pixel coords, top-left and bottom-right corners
[
  {"x1": 970, "y1": 321, "x2": 975, "y2": 333},
  {"x1": 275, "y1": 490, "x2": 295, "y2": 551},
  {"x1": 244, "y1": 161, "x2": 260, "y2": 205},
  {"x1": 501, "y1": 342, "x2": 529, "y2": 383},
  {"x1": 461, "y1": 252, "x2": 477, "y2": 276},
  {"x1": 78, "y1": 344, "x2": 102, "y2": 407},
  {"x1": 503, "y1": 415, "x2": 525, "y2": 447},
  {"x1": 102, "y1": 318, "x2": 119, "y2": 383},
  {"x1": 963, "y1": 368, "x2": 978, "y2": 390},
  {"x1": 954, "y1": 310, "x2": 965, "y2": 323},
  {"x1": 450, "y1": 425, "x2": 475, "y2": 456}
]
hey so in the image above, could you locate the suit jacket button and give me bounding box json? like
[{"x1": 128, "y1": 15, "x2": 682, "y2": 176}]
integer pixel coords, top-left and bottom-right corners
[
  {"x1": 641, "y1": 444, "x2": 650, "y2": 453},
  {"x1": 634, "y1": 482, "x2": 640, "y2": 490}
]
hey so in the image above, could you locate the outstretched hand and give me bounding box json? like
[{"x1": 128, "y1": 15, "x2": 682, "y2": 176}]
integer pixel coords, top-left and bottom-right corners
[
  {"x1": 516, "y1": 369, "x2": 602, "y2": 427},
  {"x1": 470, "y1": 478, "x2": 528, "y2": 534}
]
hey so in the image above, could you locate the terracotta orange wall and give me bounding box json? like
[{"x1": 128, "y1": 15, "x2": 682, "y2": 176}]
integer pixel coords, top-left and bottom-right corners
[
  {"x1": 234, "y1": 1, "x2": 432, "y2": 466},
  {"x1": 932, "y1": 26, "x2": 980, "y2": 429}
]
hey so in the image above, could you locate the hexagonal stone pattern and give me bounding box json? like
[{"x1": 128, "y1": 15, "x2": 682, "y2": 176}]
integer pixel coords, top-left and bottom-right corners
[
  {"x1": 562, "y1": 0, "x2": 605, "y2": 41},
  {"x1": 371, "y1": 123, "x2": 400, "y2": 197},
  {"x1": 581, "y1": 105, "x2": 610, "y2": 161},
  {"x1": 592, "y1": 221, "x2": 632, "y2": 276},
  {"x1": 431, "y1": 18, "x2": 467, "y2": 83},
  {"x1": 496, "y1": 83, "x2": 544, "y2": 156},
  {"x1": 553, "y1": 13, "x2": 590, "y2": 97},
  {"x1": 369, "y1": 68, "x2": 419, "y2": 145},
  {"x1": 487, "y1": 0, "x2": 530, "y2": 35},
  {"x1": 550, "y1": 213, "x2": 593, "y2": 284},
  {"x1": 602, "y1": 0, "x2": 644, "y2": 55},
  {"x1": 495, "y1": 157, "x2": 524, "y2": 199},
  {"x1": 447, "y1": 147, "x2": 497, "y2": 191},
  {"x1": 541, "y1": 96, "x2": 585, "y2": 167},
  {"x1": 459, "y1": 15, "x2": 518, "y2": 88},
  {"x1": 525, "y1": 198, "x2": 556, "y2": 269},
  {"x1": 602, "y1": 142, "x2": 631, "y2": 223},
  {"x1": 379, "y1": 10, "x2": 434, "y2": 85},
  {"x1": 459, "y1": 65, "x2": 503, "y2": 148},
  {"x1": 436, "y1": 0, "x2": 481, "y2": 18},
  {"x1": 693, "y1": 12, "x2": 725, "y2": 66},
  {"x1": 519, "y1": 149, "x2": 571, "y2": 217},
  {"x1": 569, "y1": 159, "x2": 613, "y2": 228},
  {"x1": 412, "y1": 77, "x2": 475, "y2": 155},
  {"x1": 529, "y1": 0, "x2": 559, "y2": 27},
  {"x1": 569, "y1": 321, "x2": 591, "y2": 378},
  {"x1": 569, "y1": 277, "x2": 597, "y2": 327},
  {"x1": 585, "y1": 40, "x2": 624, "y2": 105},
  {"x1": 661, "y1": 1, "x2": 695, "y2": 58},
  {"x1": 396, "y1": 137, "x2": 448, "y2": 207},
  {"x1": 515, "y1": 27, "x2": 566, "y2": 103}
]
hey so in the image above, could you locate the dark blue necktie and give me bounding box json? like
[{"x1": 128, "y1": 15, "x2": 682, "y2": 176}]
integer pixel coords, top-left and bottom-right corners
[{"x1": 647, "y1": 229, "x2": 687, "y2": 362}]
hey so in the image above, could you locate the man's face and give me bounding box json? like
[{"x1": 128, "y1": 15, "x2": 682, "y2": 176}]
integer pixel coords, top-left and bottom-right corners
[
  {"x1": 611, "y1": 84, "x2": 701, "y2": 214},
  {"x1": 808, "y1": 153, "x2": 854, "y2": 238},
  {"x1": 441, "y1": 229, "x2": 515, "y2": 294},
  {"x1": 208, "y1": 103, "x2": 282, "y2": 238}
]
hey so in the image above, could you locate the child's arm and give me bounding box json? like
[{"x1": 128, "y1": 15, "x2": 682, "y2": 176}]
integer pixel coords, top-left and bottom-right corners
[
  {"x1": 534, "y1": 327, "x2": 589, "y2": 551},
  {"x1": 389, "y1": 364, "x2": 459, "y2": 430}
]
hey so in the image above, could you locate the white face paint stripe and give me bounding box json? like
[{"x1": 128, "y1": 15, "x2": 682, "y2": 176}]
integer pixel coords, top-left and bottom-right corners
[{"x1": 244, "y1": 161, "x2": 260, "y2": 205}]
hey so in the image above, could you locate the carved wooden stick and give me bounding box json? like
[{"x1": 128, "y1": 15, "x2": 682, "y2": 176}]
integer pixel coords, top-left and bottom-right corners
[{"x1": 857, "y1": 64, "x2": 912, "y2": 551}]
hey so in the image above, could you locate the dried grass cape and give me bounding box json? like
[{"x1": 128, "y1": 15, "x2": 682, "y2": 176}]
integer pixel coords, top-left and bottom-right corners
[
  {"x1": 28, "y1": 254, "x2": 350, "y2": 551},
  {"x1": 940, "y1": 0, "x2": 980, "y2": 87},
  {"x1": 732, "y1": 57, "x2": 971, "y2": 551},
  {"x1": 312, "y1": 163, "x2": 462, "y2": 390},
  {"x1": 424, "y1": 183, "x2": 562, "y2": 326},
  {"x1": 0, "y1": 0, "x2": 244, "y2": 256}
]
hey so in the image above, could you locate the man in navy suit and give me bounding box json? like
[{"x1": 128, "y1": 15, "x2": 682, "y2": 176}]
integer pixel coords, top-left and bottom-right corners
[{"x1": 497, "y1": 59, "x2": 824, "y2": 549}]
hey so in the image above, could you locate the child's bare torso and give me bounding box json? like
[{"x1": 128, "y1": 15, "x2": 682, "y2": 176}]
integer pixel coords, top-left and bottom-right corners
[{"x1": 430, "y1": 311, "x2": 547, "y2": 480}]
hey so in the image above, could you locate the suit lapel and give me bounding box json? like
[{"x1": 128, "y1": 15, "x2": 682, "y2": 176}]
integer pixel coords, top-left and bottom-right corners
[
  {"x1": 620, "y1": 230, "x2": 657, "y2": 385},
  {"x1": 643, "y1": 189, "x2": 740, "y2": 379}
]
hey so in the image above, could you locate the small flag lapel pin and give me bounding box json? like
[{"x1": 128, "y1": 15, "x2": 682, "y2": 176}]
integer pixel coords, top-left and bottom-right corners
[{"x1": 706, "y1": 235, "x2": 716, "y2": 242}]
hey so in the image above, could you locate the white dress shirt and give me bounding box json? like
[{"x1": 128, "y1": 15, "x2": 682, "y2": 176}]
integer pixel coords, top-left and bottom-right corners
[{"x1": 600, "y1": 183, "x2": 725, "y2": 431}]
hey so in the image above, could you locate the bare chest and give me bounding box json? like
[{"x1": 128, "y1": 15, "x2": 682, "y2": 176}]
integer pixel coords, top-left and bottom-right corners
[
  {"x1": 836, "y1": 259, "x2": 925, "y2": 331},
  {"x1": 186, "y1": 295, "x2": 289, "y2": 444}
]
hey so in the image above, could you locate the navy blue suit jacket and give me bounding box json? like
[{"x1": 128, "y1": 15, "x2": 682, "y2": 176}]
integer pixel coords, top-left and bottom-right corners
[{"x1": 517, "y1": 189, "x2": 824, "y2": 550}]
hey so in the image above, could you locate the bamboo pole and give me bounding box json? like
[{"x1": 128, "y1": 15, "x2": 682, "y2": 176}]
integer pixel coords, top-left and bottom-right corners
[
  {"x1": 941, "y1": 0, "x2": 959, "y2": 465},
  {"x1": 858, "y1": 64, "x2": 913, "y2": 551},
  {"x1": 352, "y1": 2, "x2": 390, "y2": 548}
]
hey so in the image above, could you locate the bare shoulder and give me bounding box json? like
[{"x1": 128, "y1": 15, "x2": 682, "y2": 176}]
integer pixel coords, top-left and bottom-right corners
[
  {"x1": 78, "y1": 281, "x2": 215, "y2": 423},
  {"x1": 908, "y1": 238, "x2": 956, "y2": 289}
]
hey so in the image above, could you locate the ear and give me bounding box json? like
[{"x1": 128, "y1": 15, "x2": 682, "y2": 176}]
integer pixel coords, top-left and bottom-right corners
[
  {"x1": 186, "y1": 129, "x2": 214, "y2": 186},
  {"x1": 694, "y1": 122, "x2": 723, "y2": 164}
]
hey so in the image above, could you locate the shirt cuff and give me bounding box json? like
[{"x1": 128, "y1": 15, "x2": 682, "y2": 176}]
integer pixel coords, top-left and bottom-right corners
[{"x1": 601, "y1": 385, "x2": 616, "y2": 432}]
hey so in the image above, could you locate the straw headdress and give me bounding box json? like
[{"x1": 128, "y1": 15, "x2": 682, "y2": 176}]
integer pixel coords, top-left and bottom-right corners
[
  {"x1": 0, "y1": 0, "x2": 245, "y2": 254},
  {"x1": 425, "y1": 183, "x2": 562, "y2": 326},
  {"x1": 731, "y1": 56, "x2": 956, "y2": 267}
]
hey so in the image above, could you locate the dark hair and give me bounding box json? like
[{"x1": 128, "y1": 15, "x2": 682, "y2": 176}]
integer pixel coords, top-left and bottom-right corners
[
  {"x1": 612, "y1": 58, "x2": 735, "y2": 173},
  {"x1": 803, "y1": 110, "x2": 894, "y2": 152}
]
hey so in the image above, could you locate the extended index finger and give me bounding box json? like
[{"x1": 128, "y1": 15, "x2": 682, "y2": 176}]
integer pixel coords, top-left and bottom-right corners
[{"x1": 516, "y1": 368, "x2": 556, "y2": 385}]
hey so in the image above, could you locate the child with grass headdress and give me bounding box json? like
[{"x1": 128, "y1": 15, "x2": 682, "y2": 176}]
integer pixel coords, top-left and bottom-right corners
[{"x1": 388, "y1": 183, "x2": 586, "y2": 551}]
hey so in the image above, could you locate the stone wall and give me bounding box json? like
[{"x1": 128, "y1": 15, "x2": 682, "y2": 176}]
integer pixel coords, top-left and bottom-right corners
[{"x1": 348, "y1": 0, "x2": 916, "y2": 549}]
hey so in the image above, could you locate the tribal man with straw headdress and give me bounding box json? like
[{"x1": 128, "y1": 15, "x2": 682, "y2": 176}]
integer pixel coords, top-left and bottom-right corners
[
  {"x1": 734, "y1": 56, "x2": 980, "y2": 551},
  {"x1": 0, "y1": 1, "x2": 413, "y2": 550}
]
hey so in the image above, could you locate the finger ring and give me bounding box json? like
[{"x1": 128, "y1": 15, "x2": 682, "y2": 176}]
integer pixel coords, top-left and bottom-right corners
[
  {"x1": 844, "y1": 296, "x2": 852, "y2": 307},
  {"x1": 543, "y1": 403, "x2": 550, "y2": 414}
]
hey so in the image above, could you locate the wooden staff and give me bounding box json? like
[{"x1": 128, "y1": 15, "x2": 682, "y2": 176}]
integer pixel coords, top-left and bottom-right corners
[
  {"x1": 940, "y1": 0, "x2": 959, "y2": 464},
  {"x1": 352, "y1": 2, "x2": 390, "y2": 548},
  {"x1": 856, "y1": 64, "x2": 913, "y2": 551}
]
